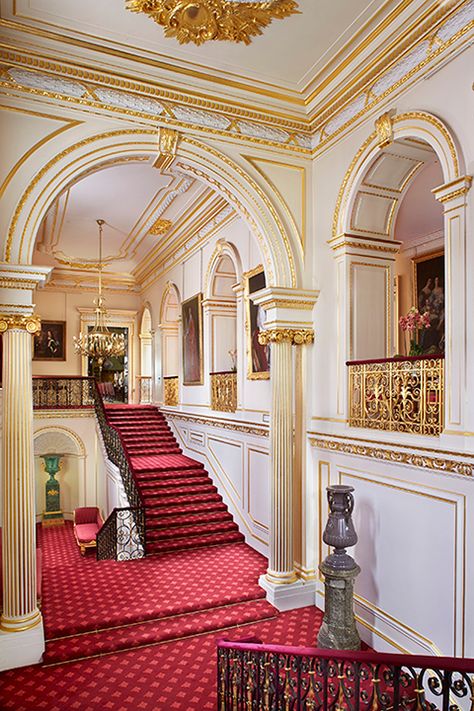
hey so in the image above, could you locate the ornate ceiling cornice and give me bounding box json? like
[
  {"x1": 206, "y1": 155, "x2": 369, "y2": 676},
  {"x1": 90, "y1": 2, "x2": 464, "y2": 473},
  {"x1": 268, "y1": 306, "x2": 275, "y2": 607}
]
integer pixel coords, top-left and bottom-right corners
[{"x1": 0, "y1": 1, "x2": 471, "y2": 153}]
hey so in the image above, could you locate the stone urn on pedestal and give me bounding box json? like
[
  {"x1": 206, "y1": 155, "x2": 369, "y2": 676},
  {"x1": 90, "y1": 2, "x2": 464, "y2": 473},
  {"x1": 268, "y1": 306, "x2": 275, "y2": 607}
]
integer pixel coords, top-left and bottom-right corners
[
  {"x1": 41, "y1": 453, "x2": 64, "y2": 526},
  {"x1": 317, "y1": 484, "x2": 361, "y2": 650}
]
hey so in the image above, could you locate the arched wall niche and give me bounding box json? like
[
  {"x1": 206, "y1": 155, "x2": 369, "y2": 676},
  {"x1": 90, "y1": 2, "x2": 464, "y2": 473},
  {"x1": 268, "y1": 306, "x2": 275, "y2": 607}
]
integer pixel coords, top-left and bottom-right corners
[
  {"x1": 3, "y1": 127, "x2": 301, "y2": 290},
  {"x1": 332, "y1": 109, "x2": 471, "y2": 431},
  {"x1": 33, "y1": 426, "x2": 86, "y2": 520},
  {"x1": 139, "y1": 303, "x2": 153, "y2": 403},
  {"x1": 204, "y1": 241, "x2": 240, "y2": 375},
  {"x1": 160, "y1": 281, "x2": 181, "y2": 380}
]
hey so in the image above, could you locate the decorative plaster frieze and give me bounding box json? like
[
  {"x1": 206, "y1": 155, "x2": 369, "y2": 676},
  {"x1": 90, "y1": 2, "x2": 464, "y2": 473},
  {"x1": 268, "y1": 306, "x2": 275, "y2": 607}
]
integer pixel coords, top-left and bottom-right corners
[
  {"x1": 310, "y1": 435, "x2": 474, "y2": 479},
  {"x1": 161, "y1": 409, "x2": 269, "y2": 437}
]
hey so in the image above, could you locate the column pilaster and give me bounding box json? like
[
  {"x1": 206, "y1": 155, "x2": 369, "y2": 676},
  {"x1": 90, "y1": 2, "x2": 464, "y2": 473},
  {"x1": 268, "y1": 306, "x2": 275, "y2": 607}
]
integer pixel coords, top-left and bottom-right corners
[
  {"x1": 0, "y1": 263, "x2": 51, "y2": 670},
  {"x1": 252, "y1": 287, "x2": 318, "y2": 610}
]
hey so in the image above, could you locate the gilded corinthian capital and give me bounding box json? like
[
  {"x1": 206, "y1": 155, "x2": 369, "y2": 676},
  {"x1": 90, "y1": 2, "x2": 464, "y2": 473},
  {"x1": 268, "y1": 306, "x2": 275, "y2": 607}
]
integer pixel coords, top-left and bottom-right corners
[
  {"x1": 258, "y1": 328, "x2": 314, "y2": 346},
  {"x1": 0, "y1": 314, "x2": 41, "y2": 333}
]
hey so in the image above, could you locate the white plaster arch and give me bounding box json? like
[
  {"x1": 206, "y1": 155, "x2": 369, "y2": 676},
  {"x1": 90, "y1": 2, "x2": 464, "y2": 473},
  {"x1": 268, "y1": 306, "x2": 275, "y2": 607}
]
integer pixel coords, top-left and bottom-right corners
[
  {"x1": 139, "y1": 303, "x2": 153, "y2": 336},
  {"x1": 33, "y1": 425, "x2": 85, "y2": 457},
  {"x1": 3, "y1": 125, "x2": 301, "y2": 288},
  {"x1": 204, "y1": 239, "x2": 242, "y2": 300},
  {"x1": 333, "y1": 111, "x2": 464, "y2": 240},
  {"x1": 160, "y1": 281, "x2": 181, "y2": 325}
]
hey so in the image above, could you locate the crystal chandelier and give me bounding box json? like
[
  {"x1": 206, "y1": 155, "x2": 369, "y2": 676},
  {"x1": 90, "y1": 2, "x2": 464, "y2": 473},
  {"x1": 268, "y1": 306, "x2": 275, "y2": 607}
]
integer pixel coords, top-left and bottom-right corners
[{"x1": 73, "y1": 219, "x2": 125, "y2": 375}]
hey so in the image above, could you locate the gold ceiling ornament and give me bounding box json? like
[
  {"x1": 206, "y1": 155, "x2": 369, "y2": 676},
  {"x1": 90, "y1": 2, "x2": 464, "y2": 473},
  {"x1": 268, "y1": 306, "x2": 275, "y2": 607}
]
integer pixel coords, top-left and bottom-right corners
[
  {"x1": 258, "y1": 327, "x2": 314, "y2": 346},
  {"x1": 375, "y1": 111, "x2": 394, "y2": 149},
  {"x1": 126, "y1": 0, "x2": 299, "y2": 46},
  {"x1": 149, "y1": 218, "x2": 173, "y2": 235},
  {"x1": 153, "y1": 128, "x2": 180, "y2": 172},
  {"x1": 73, "y1": 220, "x2": 126, "y2": 375}
]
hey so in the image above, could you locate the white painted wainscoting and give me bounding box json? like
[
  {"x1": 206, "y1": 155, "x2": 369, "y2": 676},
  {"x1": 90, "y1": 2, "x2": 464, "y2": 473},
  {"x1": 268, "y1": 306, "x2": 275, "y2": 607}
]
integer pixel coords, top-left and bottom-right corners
[
  {"x1": 162, "y1": 408, "x2": 270, "y2": 556},
  {"x1": 309, "y1": 434, "x2": 473, "y2": 657}
]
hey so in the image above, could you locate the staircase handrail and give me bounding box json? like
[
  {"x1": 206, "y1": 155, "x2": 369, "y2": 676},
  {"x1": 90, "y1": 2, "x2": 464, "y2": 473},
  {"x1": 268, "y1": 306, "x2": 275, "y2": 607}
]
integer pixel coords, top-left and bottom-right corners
[
  {"x1": 91, "y1": 382, "x2": 146, "y2": 558},
  {"x1": 217, "y1": 638, "x2": 474, "y2": 710},
  {"x1": 96, "y1": 505, "x2": 145, "y2": 561}
]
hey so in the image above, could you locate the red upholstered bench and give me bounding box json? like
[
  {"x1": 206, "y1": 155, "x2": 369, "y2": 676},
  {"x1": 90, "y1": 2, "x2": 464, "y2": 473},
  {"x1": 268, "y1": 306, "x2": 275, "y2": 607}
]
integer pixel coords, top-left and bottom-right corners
[{"x1": 73, "y1": 507, "x2": 104, "y2": 556}]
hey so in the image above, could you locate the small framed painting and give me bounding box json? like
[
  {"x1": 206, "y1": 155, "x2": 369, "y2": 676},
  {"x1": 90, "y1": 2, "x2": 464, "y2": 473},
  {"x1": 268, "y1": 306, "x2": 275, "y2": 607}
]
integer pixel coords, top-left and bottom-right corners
[
  {"x1": 182, "y1": 293, "x2": 203, "y2": 385},
  {"x1": 33, "y1": 321, "x2": 66, "y2": 361},
  {"x1": 412, "y1": 250, "x2": 445, "y2": 354},
  {"x1": 244, "y1": 265, "x2": 270, "y2": 380}
]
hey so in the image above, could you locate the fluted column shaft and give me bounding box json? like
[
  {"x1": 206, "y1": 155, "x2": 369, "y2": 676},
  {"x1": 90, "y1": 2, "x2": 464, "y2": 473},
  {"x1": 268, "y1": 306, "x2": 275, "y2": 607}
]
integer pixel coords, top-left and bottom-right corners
[
  {"x1": 1, "y1": 319, "x2": 41, "y2": 632},
  {"x1": 267, "y1": 339, "x2": 295, "y2": 583}
]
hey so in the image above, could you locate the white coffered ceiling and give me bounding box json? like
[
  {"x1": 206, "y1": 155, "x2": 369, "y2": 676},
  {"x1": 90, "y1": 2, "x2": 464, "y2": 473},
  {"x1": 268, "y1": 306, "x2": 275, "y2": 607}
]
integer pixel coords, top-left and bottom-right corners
[{"x1": 2, "y1": 0, "x2": 397, "y2": 91}]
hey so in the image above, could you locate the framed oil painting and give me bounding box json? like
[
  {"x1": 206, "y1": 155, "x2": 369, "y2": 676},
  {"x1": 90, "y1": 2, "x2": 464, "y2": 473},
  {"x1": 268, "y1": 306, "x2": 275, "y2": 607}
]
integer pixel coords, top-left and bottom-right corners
[
  {"x1": 244, "y1": 265, "x2": 270, "y2": 380},
  {"x1": 33, "y1": 321, "x2": 66, "y2": 361},
  {"x1": 412, "y1": 250, "x2": 445, "y2": 355},
  {"x1": 182, "y1": 293, "x2": 203, "y2": 385}
]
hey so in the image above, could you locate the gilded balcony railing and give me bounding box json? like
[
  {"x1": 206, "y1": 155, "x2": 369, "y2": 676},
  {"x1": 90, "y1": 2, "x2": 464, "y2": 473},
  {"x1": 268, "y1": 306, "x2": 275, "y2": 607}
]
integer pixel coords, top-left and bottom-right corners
[
  {"x1": 163, "y1": 376, "x2": 179, "y2": 406},
  {"x1": 211, "y1": 371, "x2": 237, "y2": 413},
  {"x1": 347, "y1": 355, "x2": 444, "y2": 436},
  {"x1": 137, "y1": 375, "x2": 152, "y2": 404},
  {"x1": 32, "y1": 376, "x2": 95, "y2": 409},
  {"x1": 217, "y1": 638, "x2": 474, "y2": 711}
]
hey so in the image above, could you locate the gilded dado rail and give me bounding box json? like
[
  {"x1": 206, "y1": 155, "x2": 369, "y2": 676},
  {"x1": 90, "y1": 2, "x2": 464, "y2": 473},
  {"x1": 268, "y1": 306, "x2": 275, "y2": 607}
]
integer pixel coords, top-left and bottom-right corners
[
  {"x1": 211, "y1": 371, "x2": 237, "y2": 413},
  {"x1": 347, "y1": 355, "x2": 444, "y2": 436}
]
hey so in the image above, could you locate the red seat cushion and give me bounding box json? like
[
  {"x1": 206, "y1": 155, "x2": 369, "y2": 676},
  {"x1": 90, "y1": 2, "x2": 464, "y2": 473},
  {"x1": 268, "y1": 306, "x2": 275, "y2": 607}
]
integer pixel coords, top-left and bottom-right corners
[
  {"x1": 74, "y1": 507, "x2": 100, "y2": 525},
  {"x1": 75, "y1": 523, "x2": 99, "y2": 544}
]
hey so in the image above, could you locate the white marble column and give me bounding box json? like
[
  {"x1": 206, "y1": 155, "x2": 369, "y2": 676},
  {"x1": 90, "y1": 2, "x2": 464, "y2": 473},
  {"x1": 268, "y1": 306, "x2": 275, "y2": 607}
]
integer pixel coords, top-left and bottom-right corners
[
  {"x1": 0, "y1": 263, "x2": 51, "y2": 671},
  {"x1": 252, "y1": 287, "x2": 319, "y2": 610}
]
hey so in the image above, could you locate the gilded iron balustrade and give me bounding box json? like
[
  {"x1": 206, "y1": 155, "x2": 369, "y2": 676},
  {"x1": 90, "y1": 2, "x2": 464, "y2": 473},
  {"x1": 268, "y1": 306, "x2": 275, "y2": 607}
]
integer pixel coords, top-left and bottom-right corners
[
  {"x1": 217, "y1": 639, "x2": 474, "y2": 710},
  {"x1": 137, "y1": 376, "x2": 152, "y2": 404},
  {"x1": 347, "y1": 355, "x2": 444, "y2": 436},
  {"x1": 164, "y1": 376, "x2": 179, "y2": 406},
  {"x1": 32, "y1": 376, "x2": 95, "y2": 409},
  {"x1": 211, "y1": 371, "x2": 237, "y2": 412}
]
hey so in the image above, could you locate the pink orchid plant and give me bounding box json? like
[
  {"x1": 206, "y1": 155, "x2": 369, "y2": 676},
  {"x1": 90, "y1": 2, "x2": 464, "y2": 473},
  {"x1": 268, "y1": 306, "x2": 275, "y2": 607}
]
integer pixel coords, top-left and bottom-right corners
[{"x1": 399, "y1": 307, "x2": 431, "y2": 356}]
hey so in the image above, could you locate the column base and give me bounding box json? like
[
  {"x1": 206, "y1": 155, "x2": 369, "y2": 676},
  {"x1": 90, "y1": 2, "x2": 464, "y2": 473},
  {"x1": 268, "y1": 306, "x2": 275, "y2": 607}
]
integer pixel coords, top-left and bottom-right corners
[
  {"x1": 259, "y1": 574, "x2": 317, "y2": 611},
  {"x1": 0, "y1": 618, "x2": 45, "y2": 671}
]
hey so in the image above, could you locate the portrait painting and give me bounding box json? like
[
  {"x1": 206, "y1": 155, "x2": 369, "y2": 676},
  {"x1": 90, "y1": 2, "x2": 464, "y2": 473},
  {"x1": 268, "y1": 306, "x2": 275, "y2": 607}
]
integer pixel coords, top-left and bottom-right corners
[
  {"x1": 182, "y1": 294, "x2": 203, "y2": 385},
  {"x1": 245, "y1": 266, "x2": 270, "y2": 380},
  {"x1": 413, "y1": 251, "x2": 445, "y2": 355},
  {"x1": 33, "y1": 321, "x2": 66, "y2": 361}
]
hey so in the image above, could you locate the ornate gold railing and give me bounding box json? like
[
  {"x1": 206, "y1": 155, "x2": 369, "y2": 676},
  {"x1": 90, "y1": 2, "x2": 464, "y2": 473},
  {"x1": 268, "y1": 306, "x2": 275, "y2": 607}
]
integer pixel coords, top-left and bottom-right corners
[
  {"x1": 163, "y1": 376, "x2": 179, "y2": 406},
  {"x1": 137, "y1": 376, "x2": 152, "y2": 404},
  {"x1": 347, "y1": 355, "x2": 444, "y2": 436},
  {"x1": 211, "y1": 371, "x2": 237, "y2": 413}
]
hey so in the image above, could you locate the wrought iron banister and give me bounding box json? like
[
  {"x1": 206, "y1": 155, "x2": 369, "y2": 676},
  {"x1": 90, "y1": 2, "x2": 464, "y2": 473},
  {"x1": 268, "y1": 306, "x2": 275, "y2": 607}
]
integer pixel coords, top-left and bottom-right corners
[
  {"x1": 92, "y1": 382, "x2": 146, "y2": 559},
  {"x1": 96, "y1": 506, "x2": 145, "y2": 561},
  {"x1": 217, "y1": 638, "x2": 474, "y2": 711},
  {"x1": 347, "y1": 355, "x2": 444, "y2": 436}
]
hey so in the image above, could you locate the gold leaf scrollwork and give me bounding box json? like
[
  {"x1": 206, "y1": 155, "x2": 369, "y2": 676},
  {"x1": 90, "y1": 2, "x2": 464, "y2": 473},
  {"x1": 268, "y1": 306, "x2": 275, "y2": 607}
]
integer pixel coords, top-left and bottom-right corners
[
  {"x1": 258, "y1": 327, "x2": 314, "y2": 346},
  {"x1": 164, "y1": 376, "x2": 179, "y2": 406},
  {"x1": 375, "y1": 111, "x2": 394, "y2": 149},
  {"x1": 154, "y1": 128, "x2": 180, "y2": 172},
  {"x1": 126, "y1": 0, "x2": 299, "y2": 46},
  {"x1": 0, "y1": 314, "x2": 41, "y2": 334}
]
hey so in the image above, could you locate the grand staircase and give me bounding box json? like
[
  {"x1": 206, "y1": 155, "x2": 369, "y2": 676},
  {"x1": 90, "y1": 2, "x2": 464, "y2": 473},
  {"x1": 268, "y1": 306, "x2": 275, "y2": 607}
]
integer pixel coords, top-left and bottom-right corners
[{"x1": 105, "y1": 405, "x2": 244, "y2": 555}]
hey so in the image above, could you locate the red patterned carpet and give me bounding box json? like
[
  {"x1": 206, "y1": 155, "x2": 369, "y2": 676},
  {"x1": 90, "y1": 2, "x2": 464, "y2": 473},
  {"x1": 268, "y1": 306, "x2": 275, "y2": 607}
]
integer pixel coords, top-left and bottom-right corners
[
  {"x1": 0, "y1": 606, "x2": 324, "y2": 710},
  {"x1": 105, "y1": 405, "x2": 244, "y2": 554}
]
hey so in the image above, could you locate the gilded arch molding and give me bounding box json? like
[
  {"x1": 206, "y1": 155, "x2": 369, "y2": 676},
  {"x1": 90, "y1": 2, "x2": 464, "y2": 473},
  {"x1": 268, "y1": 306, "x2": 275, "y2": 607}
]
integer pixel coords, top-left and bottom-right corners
[
  {"x1": 332, "y1": 110, "x2": 464, "y2": 241},
  {"x1": 204, "y1": 239, "x2": 242, "y2": 300},
  {"x1": 160, "y1": 280, "x2": 181, "y2": 325},
  {"x1": 3, "y1": 127, "x2": 301, "y2": 289}
]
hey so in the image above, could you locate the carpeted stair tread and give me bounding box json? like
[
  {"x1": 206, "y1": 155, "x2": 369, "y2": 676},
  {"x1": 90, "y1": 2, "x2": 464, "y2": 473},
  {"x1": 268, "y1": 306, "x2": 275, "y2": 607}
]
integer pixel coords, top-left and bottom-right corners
[
  {"x1": 148, "y1": 530, "x2": 245, "y2": 554},
  {"x1": 146, "y1": 492, "x2": 223, "y2": 508},
  {"x1": 42, "y1": 599, "x2": 276, "y2": 664},
  {"x1": 147, "y1": 520, "x2": 239, "y2": 542},
  {"x1": 142, "y1": 483, "x2": 218, "y2": 499},
  {"x1": 134, "y1": 467, "x2": 208, "y2": 482},
  {"x1": 148, "y1": 510, "x2": 232, "y2": 529},
  {"x1": 148, "y1": 501, "x2": 228, "y2": 518},
  {"x1": 131, "y1": 453, "x2": 205, "y2": 473},
  {"x1": 139, "y1": 475, "x2": 214, "y2": 491}
]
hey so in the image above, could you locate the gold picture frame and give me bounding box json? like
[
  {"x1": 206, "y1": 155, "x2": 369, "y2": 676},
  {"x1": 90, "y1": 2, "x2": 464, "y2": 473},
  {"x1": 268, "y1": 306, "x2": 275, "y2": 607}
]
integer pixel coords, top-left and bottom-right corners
[
  {"x1": 244, "y1": 265, "x2": 270, "y2": 380},
  {"x1": 412, "y1": 249, "x2": 445, "y2": 355},
  {"x1": 182, "y1": 293, "x2": 204, "y2": 385}
]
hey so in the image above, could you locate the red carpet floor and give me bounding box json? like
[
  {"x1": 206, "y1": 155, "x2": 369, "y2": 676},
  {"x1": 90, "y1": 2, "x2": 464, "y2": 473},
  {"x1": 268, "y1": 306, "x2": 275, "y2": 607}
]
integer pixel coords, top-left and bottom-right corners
[
  {"x1": 105, "y1": 405, "x2": 244, "y2": 554},
  {"x1": 0, "y1": 606, "x2": 324, "y2": 710}
]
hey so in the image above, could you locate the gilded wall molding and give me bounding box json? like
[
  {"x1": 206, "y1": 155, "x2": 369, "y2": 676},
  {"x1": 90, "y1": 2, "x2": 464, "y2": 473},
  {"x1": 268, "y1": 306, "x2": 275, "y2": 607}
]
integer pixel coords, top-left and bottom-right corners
[
  {"x1": 258, "y1": 327, "x2": 314, "y2": 345},
  {"x1": 0, "y1": 313, "x2": 40, "y2": 333},
  {"x1": 162, "y1": 409, "x2": 269, "y2": 437},
  {"x1": 310, "y1": 436, "x2": 474, "y2": 479}
]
